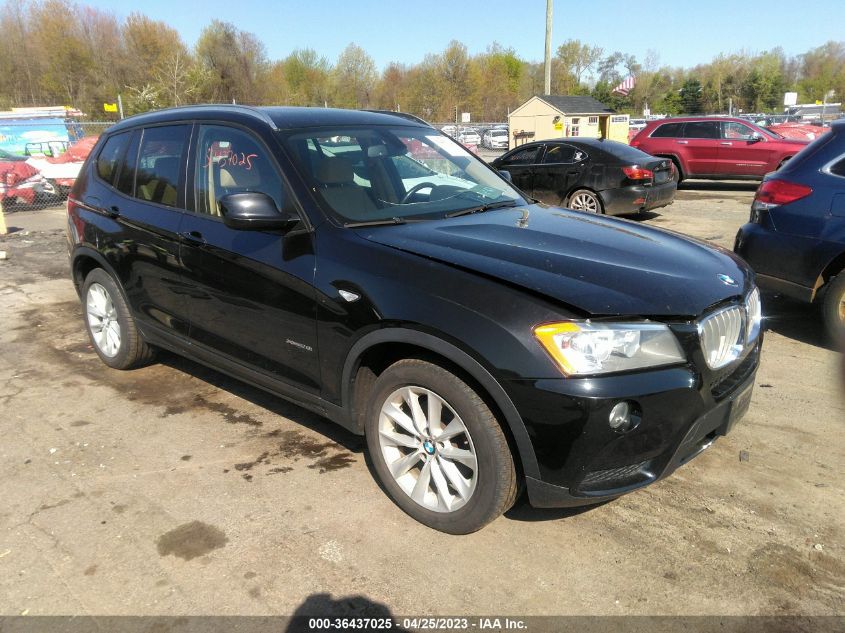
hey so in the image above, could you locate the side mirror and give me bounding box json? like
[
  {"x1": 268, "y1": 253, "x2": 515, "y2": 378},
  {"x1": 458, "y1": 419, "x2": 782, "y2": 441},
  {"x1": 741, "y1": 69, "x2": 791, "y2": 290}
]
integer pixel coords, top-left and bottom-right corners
[
  {"x1": 498, "y1": 169, "x2": 513, "y2": 183},
  {"x1": 218, "y1": 192, "x2": 300, "y2": 231},
  {"x1": 749, "y1": 133, "x2": 764, "y2": 143}
]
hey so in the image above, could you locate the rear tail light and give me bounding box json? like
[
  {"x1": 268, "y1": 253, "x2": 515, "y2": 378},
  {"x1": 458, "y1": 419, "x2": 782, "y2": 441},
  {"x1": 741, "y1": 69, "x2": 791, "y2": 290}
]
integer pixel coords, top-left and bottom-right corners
[
  {"x1": 622, "y1": 165, "x2": 654, "y2": 181},
  {"x1": 754, "y1": 179, "x2": 812, "y2": 206}
]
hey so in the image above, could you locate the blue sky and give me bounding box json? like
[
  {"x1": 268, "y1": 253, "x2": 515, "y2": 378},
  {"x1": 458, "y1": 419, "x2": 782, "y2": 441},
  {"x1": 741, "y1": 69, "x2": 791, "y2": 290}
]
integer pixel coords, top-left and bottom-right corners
[{"x1": 91, "y1": 0, "x2": 843, "y2": 71}]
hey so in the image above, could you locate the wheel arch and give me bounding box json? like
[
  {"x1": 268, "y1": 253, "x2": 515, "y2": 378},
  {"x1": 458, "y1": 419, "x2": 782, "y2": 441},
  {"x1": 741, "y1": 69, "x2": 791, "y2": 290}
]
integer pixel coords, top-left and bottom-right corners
[
  {"x1": 566, "y1": 187, "x2": 604, "y2": 212},
  {"x1": 341, "y1": 328, "x2": 540, "y2": 479},
  {"x1": 70, "y1": 246, "x2": 119, "y2": 295},
  {"x1": 654, "y1": 153, "x2": 685, "y2": 180},
  {"x1": 820, "y1": 250, "x2": 845, "y2": 286}
]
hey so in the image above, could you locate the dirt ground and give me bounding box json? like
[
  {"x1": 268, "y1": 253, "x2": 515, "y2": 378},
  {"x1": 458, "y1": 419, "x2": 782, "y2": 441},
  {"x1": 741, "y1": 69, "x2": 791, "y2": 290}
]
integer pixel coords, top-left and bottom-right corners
[{"x1": 0, "y1": 185, "x2": 842, "y2": 620}]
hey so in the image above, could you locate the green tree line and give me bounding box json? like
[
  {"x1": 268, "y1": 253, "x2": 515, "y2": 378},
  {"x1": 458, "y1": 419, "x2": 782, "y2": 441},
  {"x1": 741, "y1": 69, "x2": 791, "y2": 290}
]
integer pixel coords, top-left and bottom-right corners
[{"x1": 1, "y1": 0, "x2": 843, "y2": 121}]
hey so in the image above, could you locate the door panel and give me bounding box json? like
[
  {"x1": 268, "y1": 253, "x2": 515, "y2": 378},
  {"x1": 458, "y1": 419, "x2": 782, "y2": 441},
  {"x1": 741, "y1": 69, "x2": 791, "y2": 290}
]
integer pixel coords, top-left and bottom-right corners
[
  {"x1": 678, "y1": 121, "x2": 722, "y2": 175},
  {"x1": 497, "y1": 145, "x2": 541, "y2": 193},
  {"x1": 179, "y1": 217, "x2": 320, "y2": 391},
  {"x1": 531, "y1": 143, "x2": 587, "y2": 206},
  {"x1": 179, "y1": 123, "x2": 320, "y2": 392},
  {"x1": 719, "y1": 121, "x2": 775, "y2": 176},
  {"x1": 101, "y1": 126, "x2": 192, "y2": 335}
]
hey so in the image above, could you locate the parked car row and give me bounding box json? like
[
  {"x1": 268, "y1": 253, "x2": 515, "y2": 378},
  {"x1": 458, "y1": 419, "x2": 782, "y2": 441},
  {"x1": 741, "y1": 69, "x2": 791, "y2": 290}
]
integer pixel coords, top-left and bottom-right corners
[{"x1": 440, "y1": 124, "x2": 509, "y2": 150}]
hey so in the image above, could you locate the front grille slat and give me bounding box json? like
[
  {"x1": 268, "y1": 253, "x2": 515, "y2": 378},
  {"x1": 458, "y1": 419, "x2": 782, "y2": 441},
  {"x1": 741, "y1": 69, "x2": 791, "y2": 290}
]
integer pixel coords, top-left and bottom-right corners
[{"x1": 699, "y1": 305, "x2": 744, "y2": 369}]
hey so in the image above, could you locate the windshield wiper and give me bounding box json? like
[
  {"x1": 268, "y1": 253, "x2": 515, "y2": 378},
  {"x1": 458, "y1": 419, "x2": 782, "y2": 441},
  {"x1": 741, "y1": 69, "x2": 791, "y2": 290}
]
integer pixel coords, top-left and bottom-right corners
[
  {"x1": 445, "y1": 200, "x2": 520, "y2": 218},
  {"x1": 344, "y1": 217, "x2": 407, "y2": 228}
]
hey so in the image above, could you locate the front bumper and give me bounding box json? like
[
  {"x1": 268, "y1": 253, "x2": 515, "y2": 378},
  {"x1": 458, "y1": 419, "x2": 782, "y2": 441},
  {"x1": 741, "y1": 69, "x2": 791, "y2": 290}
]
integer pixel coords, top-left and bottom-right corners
[
  {"x1": 600, "y1": 180, "x2": 676, "y2": 215},
  {"x1": 508, "y1": 334, "x2": 761, "y2": 508}
]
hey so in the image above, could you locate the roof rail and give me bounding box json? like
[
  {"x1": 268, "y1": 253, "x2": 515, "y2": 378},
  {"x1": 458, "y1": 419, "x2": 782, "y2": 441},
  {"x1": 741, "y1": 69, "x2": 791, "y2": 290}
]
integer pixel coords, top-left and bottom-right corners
[
  {"x1": 117, "y1": 103, "x2": 279, "y2": 130},
  {"x1": 363, "y1": 110, "x2": 431, "y2": 126}
]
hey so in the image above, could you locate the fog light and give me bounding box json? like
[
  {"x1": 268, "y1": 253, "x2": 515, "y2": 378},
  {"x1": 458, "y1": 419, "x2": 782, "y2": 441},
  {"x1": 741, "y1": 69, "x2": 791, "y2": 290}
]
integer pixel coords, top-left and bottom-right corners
[{"x1": 609, "y1": 401, "x2": 633, "y2": 432}]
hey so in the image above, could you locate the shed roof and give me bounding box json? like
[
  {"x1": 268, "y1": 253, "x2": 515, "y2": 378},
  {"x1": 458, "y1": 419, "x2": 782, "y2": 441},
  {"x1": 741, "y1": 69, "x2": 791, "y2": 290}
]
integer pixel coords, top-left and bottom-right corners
[{"x1": 536, "y1": 94, "x2": 615, "y2": 114}]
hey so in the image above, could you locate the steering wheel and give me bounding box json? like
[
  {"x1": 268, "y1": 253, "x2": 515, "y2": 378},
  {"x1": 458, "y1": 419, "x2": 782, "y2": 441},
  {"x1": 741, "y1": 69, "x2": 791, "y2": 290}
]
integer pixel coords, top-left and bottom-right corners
[{"x1": 401, "y1": 182, "x2": 438, "y2": 204}]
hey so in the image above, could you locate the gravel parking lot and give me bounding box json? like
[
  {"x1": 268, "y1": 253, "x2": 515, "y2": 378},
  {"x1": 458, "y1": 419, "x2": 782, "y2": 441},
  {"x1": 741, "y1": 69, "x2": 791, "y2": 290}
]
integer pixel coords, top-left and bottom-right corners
[{"x1": 0, "y1": 185, "x2": 842, "y2": 620}]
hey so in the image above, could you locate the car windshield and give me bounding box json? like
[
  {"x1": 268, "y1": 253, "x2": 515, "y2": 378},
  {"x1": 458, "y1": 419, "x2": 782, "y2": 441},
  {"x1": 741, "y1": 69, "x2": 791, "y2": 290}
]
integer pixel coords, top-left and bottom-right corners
[
  {"x1": 282, "y1": 125, "x2": 527, "y2": 224},
  {"x1": 491, "y1": 130, "x2": 507, "y2": 137}
]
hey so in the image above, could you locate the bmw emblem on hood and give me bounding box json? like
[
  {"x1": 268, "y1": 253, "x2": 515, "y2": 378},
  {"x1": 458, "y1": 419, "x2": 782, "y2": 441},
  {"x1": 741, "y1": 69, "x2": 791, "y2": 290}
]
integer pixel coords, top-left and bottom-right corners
[{"x1": 717, "y1": 274, "x2": 738, "y2": 287}]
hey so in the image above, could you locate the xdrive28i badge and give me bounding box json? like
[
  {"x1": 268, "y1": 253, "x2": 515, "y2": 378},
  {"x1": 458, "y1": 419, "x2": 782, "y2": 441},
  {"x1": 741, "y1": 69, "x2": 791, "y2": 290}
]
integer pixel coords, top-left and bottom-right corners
[{"x1": 717, "y1": 274, "x2": 738, "y2": 287}]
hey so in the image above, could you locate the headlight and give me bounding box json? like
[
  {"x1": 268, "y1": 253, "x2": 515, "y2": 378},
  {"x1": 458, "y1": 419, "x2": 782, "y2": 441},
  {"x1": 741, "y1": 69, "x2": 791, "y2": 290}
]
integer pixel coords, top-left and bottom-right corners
[{"x1": 534, "y1": 321, "x2": 686, "y2": 376}]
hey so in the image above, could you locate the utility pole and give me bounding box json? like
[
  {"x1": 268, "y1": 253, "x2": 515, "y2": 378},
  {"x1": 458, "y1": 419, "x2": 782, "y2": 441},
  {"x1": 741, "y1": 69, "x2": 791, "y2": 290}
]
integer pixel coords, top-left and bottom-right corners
[{"x1": 544, "y1": 0, "x2": 553, "y2": 95}]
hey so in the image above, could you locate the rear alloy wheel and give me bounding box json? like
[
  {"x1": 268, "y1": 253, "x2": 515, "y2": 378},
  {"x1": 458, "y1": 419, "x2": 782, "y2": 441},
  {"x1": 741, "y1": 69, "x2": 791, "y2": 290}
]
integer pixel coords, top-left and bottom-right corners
[
  {"x1": 81, "y1": 268, "x2": 155, "y2": 370},
  {"x1": 568, "y1": 189, "x2": 603, "y2": 213},
  {"x1": 822, "y1": 273, "x2": 845, "y2": 347},
  {"x1": 365, "y1": 359, "x2": 518, "y2": 534}
]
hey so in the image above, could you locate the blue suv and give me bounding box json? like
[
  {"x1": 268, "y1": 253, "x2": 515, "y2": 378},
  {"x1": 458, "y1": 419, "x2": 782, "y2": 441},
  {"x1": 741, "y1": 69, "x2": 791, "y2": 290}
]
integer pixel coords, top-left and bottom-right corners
[{"x1": 735, "y1": 120, "x2": 845, "y2": 345}]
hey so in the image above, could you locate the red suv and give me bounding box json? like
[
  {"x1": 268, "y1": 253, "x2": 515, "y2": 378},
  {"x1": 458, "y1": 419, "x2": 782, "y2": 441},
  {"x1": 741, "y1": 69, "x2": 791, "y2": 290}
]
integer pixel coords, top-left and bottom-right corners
[{"x1": 631, "y1": 117, "x2": 809, "y2": 182}]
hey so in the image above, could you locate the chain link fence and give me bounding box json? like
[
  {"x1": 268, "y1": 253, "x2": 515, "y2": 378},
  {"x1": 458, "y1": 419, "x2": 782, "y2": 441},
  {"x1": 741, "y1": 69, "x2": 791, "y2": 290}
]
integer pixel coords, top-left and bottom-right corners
[{"x1": 0, "y1": 121, "x2": 113, "y2": 218}]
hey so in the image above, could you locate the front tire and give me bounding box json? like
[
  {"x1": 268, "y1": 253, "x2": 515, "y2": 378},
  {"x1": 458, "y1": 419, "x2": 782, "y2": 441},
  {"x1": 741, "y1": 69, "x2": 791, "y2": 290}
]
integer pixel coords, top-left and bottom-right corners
[
  {"x1": 81, "y1": 268, "x2": 155, "y2": 369},
  {"x1": 822, "y1": 273, "x2": 845, "y2": 347},
  {"x1": 364, "y1": 359, "x2": 518, "y2": 534}
]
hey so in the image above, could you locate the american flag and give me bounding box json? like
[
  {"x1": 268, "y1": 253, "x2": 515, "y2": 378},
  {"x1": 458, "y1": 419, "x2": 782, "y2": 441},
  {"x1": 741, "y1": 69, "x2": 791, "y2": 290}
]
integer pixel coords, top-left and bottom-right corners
[{"x1": 612, "y1": 76, "x2": 636, "y2": 96}]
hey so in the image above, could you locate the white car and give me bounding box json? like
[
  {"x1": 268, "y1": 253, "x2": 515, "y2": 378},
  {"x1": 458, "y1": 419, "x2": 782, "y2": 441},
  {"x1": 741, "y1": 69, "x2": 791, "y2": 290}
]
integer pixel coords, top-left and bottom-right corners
[
  {"x1": 629, "y1": 119, "x2": 647, "y2": 132},
  {"x1": 483, "y1": 129, "x2": 509, "y2": 149},
  {"x1": 457, "y1": 130, "x2": 480, "y2": 146}
]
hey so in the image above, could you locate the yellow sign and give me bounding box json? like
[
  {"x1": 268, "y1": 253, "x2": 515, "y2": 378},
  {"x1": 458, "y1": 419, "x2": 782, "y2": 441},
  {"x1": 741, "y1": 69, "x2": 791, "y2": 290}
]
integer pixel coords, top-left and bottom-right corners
[
  {"x1": 815, "y1": 100, "x2": 823, "y2": 106},
  {"x1": 554, "y1": 122, "x2": 563, "y2": 131},
  {"x1": 103, "y1": 102, "x2": 118, "y2": 113}
]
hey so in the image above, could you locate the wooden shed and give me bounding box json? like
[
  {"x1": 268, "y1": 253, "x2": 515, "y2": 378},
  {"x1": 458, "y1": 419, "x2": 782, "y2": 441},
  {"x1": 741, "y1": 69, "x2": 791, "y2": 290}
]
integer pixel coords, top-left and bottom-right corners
[{"x1": 508, "y1": 95, "x2": 630, "y2": 149}]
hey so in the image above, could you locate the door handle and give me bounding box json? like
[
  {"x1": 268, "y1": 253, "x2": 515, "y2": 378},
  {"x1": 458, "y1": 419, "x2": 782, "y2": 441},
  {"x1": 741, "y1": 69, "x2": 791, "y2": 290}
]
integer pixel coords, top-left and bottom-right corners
[
  {"x1": 676, "y1": 140, "x2": 688, "y2": 144},
  {"x1": 179, "y1": 230, "x2": 207, "y2": 246},
  {"x1": 720, "y1": 142, "x2": 733, "y2": 146}
]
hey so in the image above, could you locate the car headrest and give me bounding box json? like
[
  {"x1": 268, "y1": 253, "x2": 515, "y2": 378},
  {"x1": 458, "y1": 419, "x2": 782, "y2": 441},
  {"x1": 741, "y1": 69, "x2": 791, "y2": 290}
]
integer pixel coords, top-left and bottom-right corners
[
  {"x1": 219, "y1": 165, "x2": 261, "y2": 188},
  {"x1": 317, "y1": 157, "x2": 354, "y2": 185}
]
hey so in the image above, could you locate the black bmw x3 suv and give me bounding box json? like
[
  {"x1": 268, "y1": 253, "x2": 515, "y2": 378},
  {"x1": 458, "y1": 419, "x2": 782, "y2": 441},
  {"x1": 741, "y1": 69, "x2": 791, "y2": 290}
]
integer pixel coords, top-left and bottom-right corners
[{"x1": 67, "y1": 105, "x2": 762, "y2": 533}]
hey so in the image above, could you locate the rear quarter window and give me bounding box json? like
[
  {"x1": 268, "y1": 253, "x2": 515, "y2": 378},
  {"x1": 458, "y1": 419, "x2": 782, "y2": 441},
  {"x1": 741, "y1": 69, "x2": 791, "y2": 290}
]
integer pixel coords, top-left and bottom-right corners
[
  {"x1": 829, "y1": 156, "x2": 845, "y2": 177},
  {"x1": 95, "y1": 133, "x2": 130, "y2": 184}
]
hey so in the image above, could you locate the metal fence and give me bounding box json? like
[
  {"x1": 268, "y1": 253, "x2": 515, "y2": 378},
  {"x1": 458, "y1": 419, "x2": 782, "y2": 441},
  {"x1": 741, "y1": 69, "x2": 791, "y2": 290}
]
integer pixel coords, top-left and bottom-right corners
[{"x1": 0, "y1": 121, "x2": 113, "y2": 214}]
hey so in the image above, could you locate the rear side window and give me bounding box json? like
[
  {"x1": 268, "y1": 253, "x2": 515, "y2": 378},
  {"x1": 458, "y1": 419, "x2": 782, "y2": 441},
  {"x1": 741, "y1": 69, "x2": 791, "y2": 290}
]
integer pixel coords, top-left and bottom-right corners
[
  {"x1": 651, "y1": 122, "x2": 684, "y2": 138},
  {"x1": 135, "y1": 125, "x2": 190, "y2": 208},
  {"x1": 683, "y1": 121, "x2": 720, "y2": 139},
  {"x1": 830, "y1": 157, "x2": 845, "y2": 177},
  {"x1": 95, "y1": 133, "x2": 130, "y2": 184},
  {"x1": 501, "y1": 146, "x2": 539, "y2": 165},
  {"x1": 542, "y1": 144, "x2": 578, "y2": 163}
]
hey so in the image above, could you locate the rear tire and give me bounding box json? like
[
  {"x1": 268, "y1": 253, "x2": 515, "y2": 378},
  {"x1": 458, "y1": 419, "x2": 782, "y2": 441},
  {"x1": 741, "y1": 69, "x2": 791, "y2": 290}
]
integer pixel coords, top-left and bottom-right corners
[
  {"x1": 670, "y1": 159, "x2": 683, "y2": 184},
  {"x1": 567, "y1": 189, "x2": 603, "y2": 214},
  {"x1": 822, "y1": 273, "x2": 845, "y2": 347},
  {"x1": 81, "y1": 268, "x2": 156, "y2": 370},
  {"x1": 364, "y1": 359, "x2": 518, "y2": 534}
]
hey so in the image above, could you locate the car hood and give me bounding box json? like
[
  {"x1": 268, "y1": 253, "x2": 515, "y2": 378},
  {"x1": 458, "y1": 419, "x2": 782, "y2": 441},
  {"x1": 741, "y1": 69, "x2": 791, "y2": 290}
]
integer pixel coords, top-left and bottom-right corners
[{"x1": 358, "y1": 205, "x2": 752, "y2": 317}]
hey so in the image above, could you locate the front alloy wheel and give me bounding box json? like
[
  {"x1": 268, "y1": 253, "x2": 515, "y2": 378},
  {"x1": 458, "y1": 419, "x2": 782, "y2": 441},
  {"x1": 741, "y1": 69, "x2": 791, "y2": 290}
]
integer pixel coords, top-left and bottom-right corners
[
  {"x1": 378, "y1": 386, "x2": 478, "y2": 513},
  {"x1": 365, "y1": 359, "x2": 518, "y2": 534}
]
